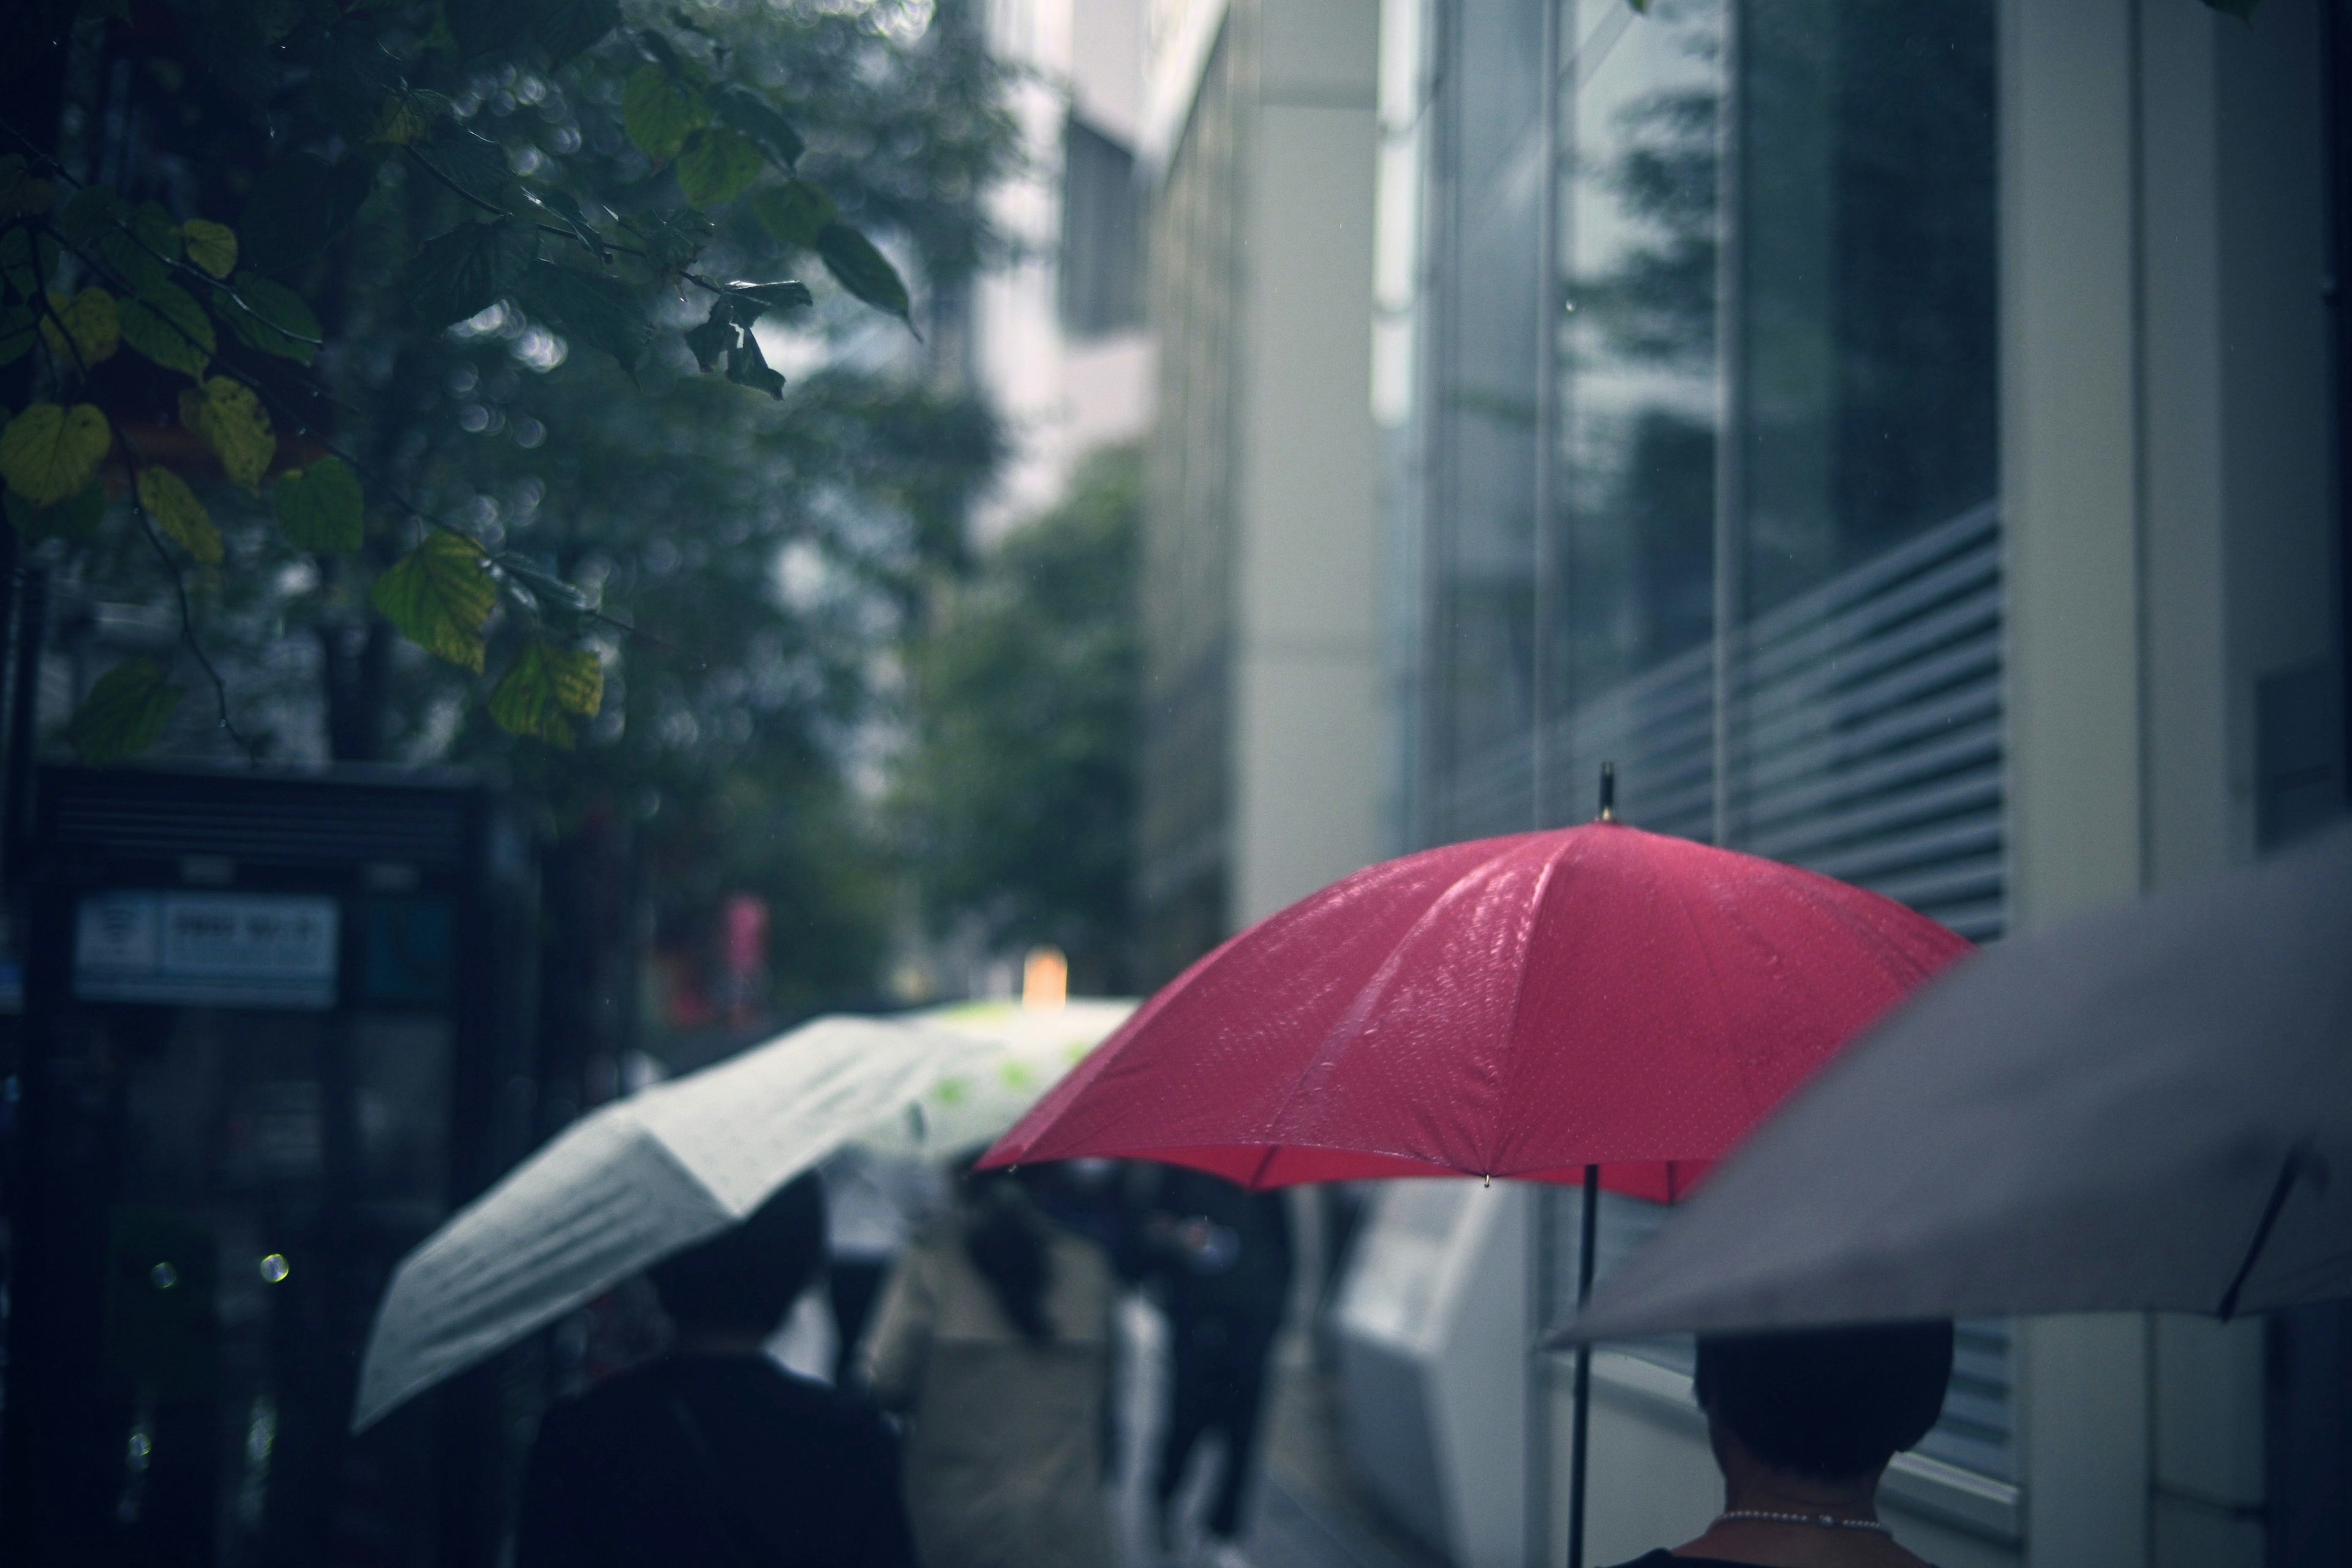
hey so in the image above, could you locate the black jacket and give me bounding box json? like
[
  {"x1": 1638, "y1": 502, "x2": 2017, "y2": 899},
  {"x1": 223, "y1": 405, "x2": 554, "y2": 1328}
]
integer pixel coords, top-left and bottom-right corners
[{"x1": 516, "y1": 1353, "x2": 917, "y2": 1568}]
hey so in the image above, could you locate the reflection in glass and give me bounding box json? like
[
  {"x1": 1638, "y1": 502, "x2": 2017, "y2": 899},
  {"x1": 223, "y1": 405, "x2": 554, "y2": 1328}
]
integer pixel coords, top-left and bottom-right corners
[
  {"x1": 1738, "y1": 0, "x2": 1996, "y2": 612},
  {"x1": 1558, "y1": 0, "x2": 1722, "y2": 704}
]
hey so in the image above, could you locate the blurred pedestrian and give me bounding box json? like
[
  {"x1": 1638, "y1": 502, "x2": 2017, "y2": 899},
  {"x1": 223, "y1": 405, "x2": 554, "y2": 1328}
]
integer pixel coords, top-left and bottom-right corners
[
  {"x1": 859, "y1": 1161, "x2": 1118, "y2": 1568},
  {"x1": 516, "y1": 1172, "x2": 916, "y2": 1568},
  {"x1": 823, "y1": 1145, "x2": 948, "y2": 1384},
  {"x1": 1599, "y1": 1321, "x2": 1953, "y2": 1568},
  {"x1": 1139, "y1": 1166, "x2": 1293, "y2": 1560}
]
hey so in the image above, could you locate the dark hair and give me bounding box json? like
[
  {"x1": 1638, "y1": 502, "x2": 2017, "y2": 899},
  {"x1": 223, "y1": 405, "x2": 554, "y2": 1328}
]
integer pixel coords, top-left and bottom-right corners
[
  {"x1": 648, "y1": 1170, "x2": 827, "y2": 1337},
  {"x1": 1694, "y1": 1321, "x2": 1955, "y2": 1483},
  {"x1": 959, "y1": 1165, "x2": 1054, "y2": 1344}
]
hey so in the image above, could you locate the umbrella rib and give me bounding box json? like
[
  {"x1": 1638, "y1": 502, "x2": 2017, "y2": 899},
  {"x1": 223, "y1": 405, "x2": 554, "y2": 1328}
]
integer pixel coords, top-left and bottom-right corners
[{"x1": 2215, "y1": 1145, "x2": 2308, "y2": 1321}]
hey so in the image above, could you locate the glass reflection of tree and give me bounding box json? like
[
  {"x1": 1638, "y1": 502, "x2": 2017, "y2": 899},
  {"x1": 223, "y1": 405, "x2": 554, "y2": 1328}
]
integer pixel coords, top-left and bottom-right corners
[
  {"x1": 1562, "y1": 6, "x2": 1721, "y2": 703},
  {"x1": 1740, "y1": 0, "x2": 1996, "y2": 609}
]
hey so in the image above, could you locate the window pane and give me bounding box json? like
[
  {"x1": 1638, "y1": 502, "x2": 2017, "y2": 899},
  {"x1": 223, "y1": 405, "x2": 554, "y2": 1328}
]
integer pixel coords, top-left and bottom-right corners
[
  {"x1": 1558, "y1": 0, "x2": 1723, "y2": 706},
  {"x1": 1737, "y1": 0, "x2": 1997, "y2": 612},
  {"x1": 1425, "y1": 0, "x2": 1547, "y2": 838}
]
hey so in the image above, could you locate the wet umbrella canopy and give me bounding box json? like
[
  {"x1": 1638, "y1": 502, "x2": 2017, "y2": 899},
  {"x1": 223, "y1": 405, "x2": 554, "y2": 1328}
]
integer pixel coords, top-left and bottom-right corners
[
  {"x1": 353, "y1": 1014, "x2": 991, "y2": 1433},
  {"x1": 986, "y1": 820, "x2": 1970, "y2": 1191},
  {"x1": 983, "y1": 808, "x2": 1970, "y2": 1568},
  {"x1": 1551, "y1": 823, "x2": 2352, "y2": 1346}
]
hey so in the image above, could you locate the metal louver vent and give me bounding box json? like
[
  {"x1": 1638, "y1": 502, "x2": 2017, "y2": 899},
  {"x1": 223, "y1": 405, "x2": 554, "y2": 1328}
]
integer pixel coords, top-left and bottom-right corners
[{"x1": 40, "y1": 767, "x2": 478, "y2": 870}]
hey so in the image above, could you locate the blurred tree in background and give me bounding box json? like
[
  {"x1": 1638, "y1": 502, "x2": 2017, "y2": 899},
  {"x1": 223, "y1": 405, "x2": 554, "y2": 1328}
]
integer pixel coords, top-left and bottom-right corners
[
  {"x1": 897, "y1": 444, "x2": 1139, "y2": 993},
  {"x1": 0, "y1": 0, "x2": 1020, "y2": 1026}
]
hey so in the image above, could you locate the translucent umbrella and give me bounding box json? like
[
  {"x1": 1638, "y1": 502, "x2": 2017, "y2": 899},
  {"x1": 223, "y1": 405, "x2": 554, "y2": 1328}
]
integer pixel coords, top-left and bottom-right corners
[
  {"x1": 352, "y1": 1014, "x2": 990, "y2": 1433},
  {"x1": 848, "y1": 997, "x2": 1136, "y2": 1160}
]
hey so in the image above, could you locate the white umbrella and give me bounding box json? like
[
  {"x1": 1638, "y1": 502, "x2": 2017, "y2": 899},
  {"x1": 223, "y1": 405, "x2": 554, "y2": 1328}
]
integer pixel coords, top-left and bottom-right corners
[
  {"x1": 848, "y1": 997, "x2": 1136, "y2": 1160},
  {"x1": 352, "y1": 1014, "x2": 990, "y2": 1433}
]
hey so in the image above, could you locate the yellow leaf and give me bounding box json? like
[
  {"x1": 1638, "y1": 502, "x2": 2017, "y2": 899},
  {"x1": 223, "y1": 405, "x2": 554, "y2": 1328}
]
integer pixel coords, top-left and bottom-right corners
[
  {"x1": 371, "y1": 530, "x2": 497, "y2": 671},
  {"x1": 40, "y1": 287, "x2": 119, "y2": 368},
  {"x1": 0, "y1": 157, "x2": 53, "y2": 217},
  {"x1": 0, "y1": 402, "x2": 111, "y2": 507},
  {"x1": 181, "y1": 219, "x2": 237, "y2": 279},
  {"x1": 135, "y1": 467, "x2": 223, "y2": 565},
  {"x1": 179, "y1": 376, "x2": 274, "y2": 489}
]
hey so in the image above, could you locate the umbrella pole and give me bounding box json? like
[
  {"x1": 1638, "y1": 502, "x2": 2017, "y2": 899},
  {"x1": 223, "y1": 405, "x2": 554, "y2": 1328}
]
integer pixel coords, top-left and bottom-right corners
[{"x1": 1567, "y1": 1164, "x2": 1599, "y2": 1568}]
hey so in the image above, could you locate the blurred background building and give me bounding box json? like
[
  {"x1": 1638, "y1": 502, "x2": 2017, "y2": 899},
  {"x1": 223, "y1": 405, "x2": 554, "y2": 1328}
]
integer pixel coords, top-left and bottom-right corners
[{"x1": 1131, "y1": 0, "x2": 2348, "y2": 1565}]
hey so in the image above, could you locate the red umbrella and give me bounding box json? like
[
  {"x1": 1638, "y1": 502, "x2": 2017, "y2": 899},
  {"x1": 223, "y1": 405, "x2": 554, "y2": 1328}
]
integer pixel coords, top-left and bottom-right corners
[
  {"x1": 983, "y1": 789, "x2": 1970, "y2": 1566},
  {"x1": 986, "y1": 818, "x2": 1968, "y2": 1190}
]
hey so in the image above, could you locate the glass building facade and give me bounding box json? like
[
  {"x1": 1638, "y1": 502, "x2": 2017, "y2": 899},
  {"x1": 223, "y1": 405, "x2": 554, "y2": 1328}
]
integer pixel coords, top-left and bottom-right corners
[
  {"x1": 1376, "y1": 0, "x2": 2011, "y2": 1488},
  {"x1": 1386, "y1": 0, "x2": 2001, "y2": 946}
]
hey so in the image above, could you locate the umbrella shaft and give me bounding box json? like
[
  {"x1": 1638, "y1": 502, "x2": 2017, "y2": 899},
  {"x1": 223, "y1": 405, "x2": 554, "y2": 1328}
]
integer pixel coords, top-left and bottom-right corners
[{"x1": 1567, "y1": 1165, "x2": 1600, "y2": 1568}]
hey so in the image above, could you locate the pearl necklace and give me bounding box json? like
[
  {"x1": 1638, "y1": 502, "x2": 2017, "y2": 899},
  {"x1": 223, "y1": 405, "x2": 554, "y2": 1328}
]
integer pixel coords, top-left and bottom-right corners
[{"x1": 1717, "y1": 1509, "x2": 1892, "y2": 1535}]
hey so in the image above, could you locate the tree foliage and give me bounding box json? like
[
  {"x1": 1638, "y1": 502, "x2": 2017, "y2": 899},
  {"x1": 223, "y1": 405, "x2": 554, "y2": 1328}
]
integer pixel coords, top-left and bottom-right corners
[
  {"x1": 0, "y1": 0, "x2": 1008, "y2": 760},
  {"x1": 897, "y1": 446, "x2": 1140, "y2": 993}
]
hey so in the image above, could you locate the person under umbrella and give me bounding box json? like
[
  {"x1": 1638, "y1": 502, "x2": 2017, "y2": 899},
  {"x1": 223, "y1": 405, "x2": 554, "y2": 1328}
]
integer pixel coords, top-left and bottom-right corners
[
  {"x1": 1597, "y1": 1322, "x2": 1953, "y2": 1568},
  {"x1": 1134, "y1": 1164, "x2": 1294, "y2": 1562},
  {"x1": 516, "y1": 1172, "x2": 916, "y2": 1568},
  {"x1": 857, "y1": 1160, "x2": 1120, "y2": 1568}
]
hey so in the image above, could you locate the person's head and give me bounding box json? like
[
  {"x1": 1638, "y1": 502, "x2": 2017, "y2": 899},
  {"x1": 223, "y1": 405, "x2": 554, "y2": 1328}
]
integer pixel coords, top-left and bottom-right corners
[
  {"x1": 647, "y1": 1170, "x2": 827, "y2": 1343},
  {"x1": 954, "y1": 1153, "x2": 1055, "y2": 1344},
  {"x1": 1694, "y1": 1321, "x2": 1954, "y2": 1488}
]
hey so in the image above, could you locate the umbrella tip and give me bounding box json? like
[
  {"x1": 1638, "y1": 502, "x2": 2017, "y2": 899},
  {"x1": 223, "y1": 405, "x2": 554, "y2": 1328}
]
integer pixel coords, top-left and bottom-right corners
[{"x1": 1597, "y1": 762, "x2": 1616, "y2": 823}]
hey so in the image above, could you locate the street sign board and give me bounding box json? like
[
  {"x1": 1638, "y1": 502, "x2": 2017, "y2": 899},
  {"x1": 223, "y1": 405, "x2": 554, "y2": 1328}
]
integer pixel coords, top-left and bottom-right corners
[{"x1": 74, "y1": 892, "x2": 341, "y2": 1009}]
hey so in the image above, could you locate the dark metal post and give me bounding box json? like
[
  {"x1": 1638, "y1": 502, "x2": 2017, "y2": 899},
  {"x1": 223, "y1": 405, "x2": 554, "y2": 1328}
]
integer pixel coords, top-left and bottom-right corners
[
  {"x1": 1567, "y1": 1163, "x2": 1600, "y2": 1568},
  {"x1": 5, "y1": 566, "x2": 46, "y2": 880}
]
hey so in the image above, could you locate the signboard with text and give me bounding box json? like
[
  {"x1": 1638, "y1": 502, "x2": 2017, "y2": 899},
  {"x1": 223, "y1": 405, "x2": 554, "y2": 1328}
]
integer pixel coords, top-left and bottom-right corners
[{"x1": 74, "y1": 892, "x2": 341, "y2": 1009}]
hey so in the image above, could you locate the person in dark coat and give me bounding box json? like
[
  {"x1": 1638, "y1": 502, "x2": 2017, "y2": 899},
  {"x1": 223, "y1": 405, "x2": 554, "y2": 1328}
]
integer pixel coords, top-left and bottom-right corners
[
  {"x1": 1598, "y1": 1321, "x2": 1951, "y2": 1568},
  {"x1": 516, "y1": 1172, "x2": 917, "y2": 1568},
  {"x1": 1138, "y1": 1166, "x2": 1294, "y2": 1555}
]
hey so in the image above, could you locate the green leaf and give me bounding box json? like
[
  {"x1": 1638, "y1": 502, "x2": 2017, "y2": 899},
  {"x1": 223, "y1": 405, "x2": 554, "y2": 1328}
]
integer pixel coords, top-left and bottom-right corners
[
  {"x1": 241, "y1": 154, "x2": 374, "y2": 275},
  {"x1": 411, "y1": 218, "x2": 535, "y2": 328},
  {"x1": 714, "y1": 88, "x2": 804, "y2": 168},
  {"x1": 674, "y1": 126, "x2": 764, "y2": 209},
  {"x1": 132, "y1": 202, "x2": 184, "y2": 268},
  {"x1": 816, "y1": 222, "x2": 911, "y2": 324},
  {"x1": 522, "y1": 183, "x2": 600, "y2": 252},
  {"x1": 1, "y1": 402, "x2": 111, "y2": 507},
  {"x1": 118, "y1": 281, "x2": 215, "y2": 377},
  {"x1": 684, "y1": 296, "x2": 739, "y2": 372},
  {"x1": 415, "y1": 130, "x2": 514, "y2": 206},
  {"x1": 178, "y1": 377, "x2": 275, "y2": 489},
  {"x1": 91, "y1": 225, "x2": 171, "y2": 295},
  {"x1": 41, "y1": 286, "x2": 119, "y2": 367},
  {"x1": 371, "y1": 530, "x2": 497, "y2": 671},
  {"x1": 518, "y1": 261, "x2": 650, "y2": 370},
  {"x1": 0, "y1": 301, "x2": 33, "y2": 366},
  {"x1": 725, "y1": 331, "x2": 784, "y2": 399},
  {"x1": 489, "y1": 639, "x2": 603, "y2": 747},
  {"x1": 221, "y1": 273, "x2": 321, "y2": 364},
  {"x1": 370, "y1": 90, "x2": 453, "y2": 146},
  {"x1": 733, "y1": 280, "x2": 813, "y2": 311},
  {"x1": 69, "y1": 657, "x2": 185, "y2": 764},
  {"x1": 747, "y1": 180, "x2": 834, "y2": 249},
  {"x1": 529, "y1": 0, "x2": 622, "y2": 64},
  {"x1": 1, "y1": 226, "x2": 35, "y2": 297},
  {"x1": 622, "y1": 64, "x2": 707, "y2": 162},
  {"x1": 136, "y1": 466, "x2": 223, "y2": 564},
  {"x1": 311, "y1": 29, "x2": 409, "y2": 141},
  {"x1": 273, "y1": 456, "x2": 364, "y2": 551},
  {"x1": 181, "y1": 219, "x2": 238, "y2": 279},
  {"x1": 6, "y1": 481, "x2": 104, "y2": 543},
  {"x1": 60, "y1": 184, "x2": 124, "y2": 244}
]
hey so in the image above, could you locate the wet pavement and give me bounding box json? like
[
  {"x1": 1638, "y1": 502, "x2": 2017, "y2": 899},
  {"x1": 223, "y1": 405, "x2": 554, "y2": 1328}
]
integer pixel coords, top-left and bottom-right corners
[{"x1": 1109, "y1": 1299, "x2": 1449, "y2": 1568}]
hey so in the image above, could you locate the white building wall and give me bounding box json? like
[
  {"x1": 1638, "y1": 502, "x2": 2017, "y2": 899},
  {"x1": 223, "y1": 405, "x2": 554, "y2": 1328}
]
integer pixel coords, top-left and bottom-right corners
[
  {"x1": 973, "y1": 0, "x2": 1156, "y2": 543},
  {"x1": 1229, "y1": 0, "x2": 1385, "y2": 924}
]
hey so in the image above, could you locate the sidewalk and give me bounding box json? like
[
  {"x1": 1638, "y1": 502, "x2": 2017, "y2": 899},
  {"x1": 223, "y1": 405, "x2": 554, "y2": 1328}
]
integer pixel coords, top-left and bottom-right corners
[{"x1": 1111, "y1": 1300, "x2": 1449, "y2": 1568}]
